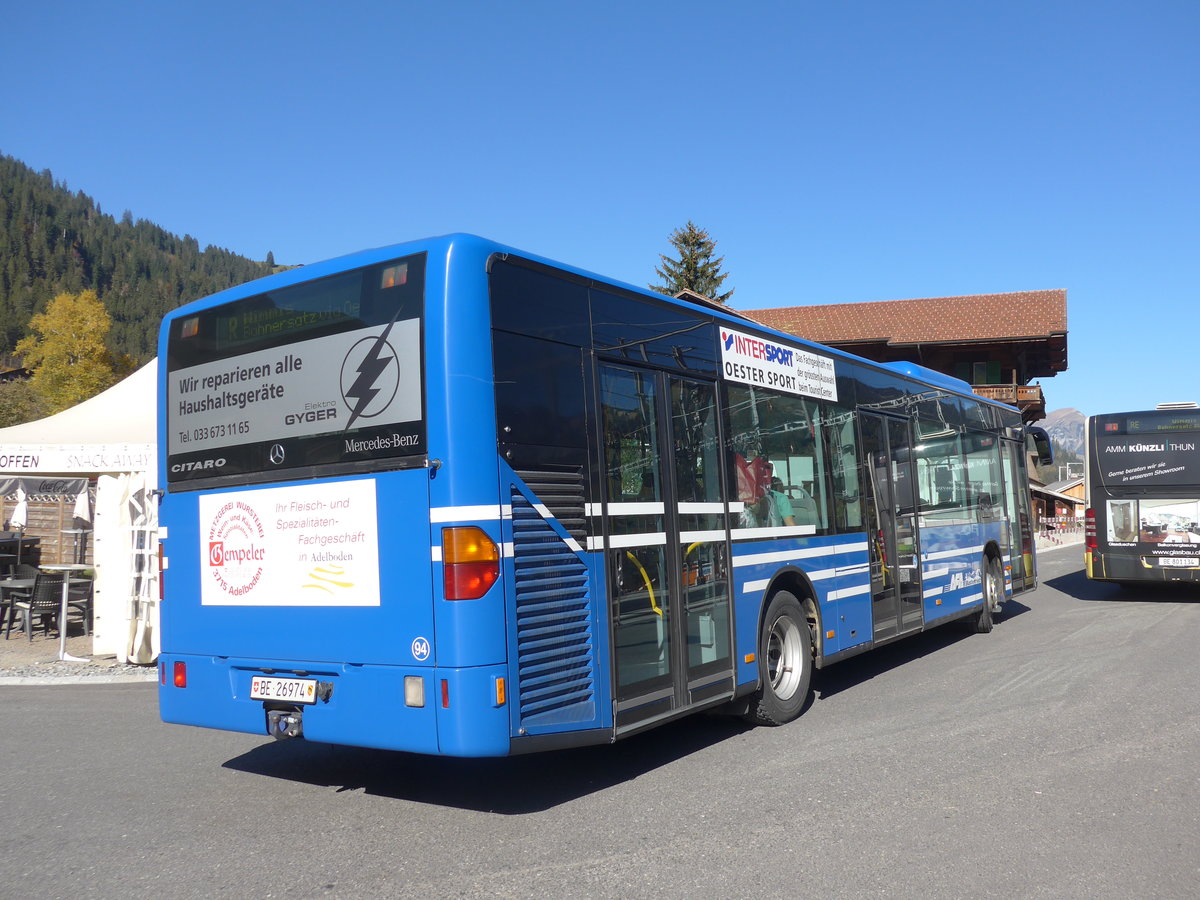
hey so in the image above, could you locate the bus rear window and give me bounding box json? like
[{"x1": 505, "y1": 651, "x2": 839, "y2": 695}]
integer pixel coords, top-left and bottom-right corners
[{"x1": 165, "y1": 254, "x2": 426, "y2": 488}]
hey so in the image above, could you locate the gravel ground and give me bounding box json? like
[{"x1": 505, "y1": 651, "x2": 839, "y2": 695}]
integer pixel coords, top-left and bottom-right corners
[{"x1": 0, "y1": 625, "x2": 156, "y2": 681}]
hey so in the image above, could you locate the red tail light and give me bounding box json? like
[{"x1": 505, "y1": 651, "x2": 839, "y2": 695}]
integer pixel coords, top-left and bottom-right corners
[
  {"x1": 442, "y1": 526, "x2": 500, "y2": 600},
  {"x1": 1085, "y1": 508, "x2": 1098, "y2": 551},
  {"x1": 173, "y1": 661, "x2": 187, "y2": 688}
]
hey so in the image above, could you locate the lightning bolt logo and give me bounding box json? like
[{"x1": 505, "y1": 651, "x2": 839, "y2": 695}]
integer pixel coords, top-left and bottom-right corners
[{"x1": 341, "y1": 316, "x2": 401, "y2": 431}]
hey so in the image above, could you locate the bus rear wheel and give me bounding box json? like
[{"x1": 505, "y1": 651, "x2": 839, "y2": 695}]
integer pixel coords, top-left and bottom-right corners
[{"x1": 744, "y1": 591, "x2": 813, "y2": 726}]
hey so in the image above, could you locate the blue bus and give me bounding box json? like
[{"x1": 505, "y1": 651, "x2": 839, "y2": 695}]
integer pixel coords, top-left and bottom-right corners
[{"x1": 157, "y1": 234, "x2": 1045, "y2": 756}]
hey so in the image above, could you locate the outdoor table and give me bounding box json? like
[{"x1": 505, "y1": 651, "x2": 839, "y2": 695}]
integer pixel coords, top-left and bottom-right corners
[
  {"x1": 61, "y1": 529, "x2": 91, "y2": 565},
  {"x1": 40, "y1": 564, "x2": 91, "y2": 662}
]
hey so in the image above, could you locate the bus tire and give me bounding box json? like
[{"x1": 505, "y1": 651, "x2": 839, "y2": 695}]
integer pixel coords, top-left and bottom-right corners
[
  {"x1": 743, "y1": 591, "x2": 813, "y2": 726},
  {"x1": 973, "y1": 557, "x2": 1001, "y2": 634}
]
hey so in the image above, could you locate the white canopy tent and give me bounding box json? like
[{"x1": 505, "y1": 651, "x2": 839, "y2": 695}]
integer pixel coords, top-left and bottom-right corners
[
  {"x1": 0, "y1": 359, "x2": 156, "y2": 473},
  {"x1": 0, "y1": 360, "x2": 160, "y2": 663}
]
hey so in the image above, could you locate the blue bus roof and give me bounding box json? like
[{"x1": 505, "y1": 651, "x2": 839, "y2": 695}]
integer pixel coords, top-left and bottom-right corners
[{"x1": 162, "y1": 233, "x2": 1016, "y2": 412}]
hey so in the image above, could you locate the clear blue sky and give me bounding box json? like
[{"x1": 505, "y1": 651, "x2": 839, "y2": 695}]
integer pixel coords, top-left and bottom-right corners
[{"x1": 4, "y1": 1, "x2": 1197, "y2": 417}]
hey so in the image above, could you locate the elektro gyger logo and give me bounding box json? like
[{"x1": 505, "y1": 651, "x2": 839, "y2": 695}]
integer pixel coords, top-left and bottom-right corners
[{"x1": 207, "y1": 500, "x2": 267, "y2": 598}]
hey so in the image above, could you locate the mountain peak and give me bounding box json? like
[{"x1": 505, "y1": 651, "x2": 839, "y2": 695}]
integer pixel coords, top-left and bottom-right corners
[{"x1": 1042, "y1": 408, "x2": 1085, "y2": 457}]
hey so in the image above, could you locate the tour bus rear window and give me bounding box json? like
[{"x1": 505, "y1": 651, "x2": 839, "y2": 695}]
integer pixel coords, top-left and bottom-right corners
[
  {"x1": 169, "y1": 254, "x2": 426, "y2": 369},
  {"x1": 1110, "y1": 410, "x2": 1200, "y2": 435}
]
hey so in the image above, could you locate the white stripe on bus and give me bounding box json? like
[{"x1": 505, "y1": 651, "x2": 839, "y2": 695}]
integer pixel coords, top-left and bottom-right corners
[
  {"x1": 827, "y1": 583, "x2": 871, "y2": 600},
  {"x1": 586, "y1": 501, "x2": 745, "y2": 516},
  {"x1": 923, "y1": 545, "x2": 985, "y2": 561},
  {"x1": 680, "y1": 530, "x2": 727, "y2": 543},
  {"x1": 731, "y1": 525, "x2": 818, "y2": 541},
  {"x1": 733, "y1": 542, "x2": 868, "y2": 568},
  {"x1": 430, "y1": 505, "x2": 502, "y2": 523},
  {"x1": 741, "y1": 565, "x2": 840, "y2": 595},
  {"x1": 603, "y1": 502, "x2": 665, "y2": 515}
]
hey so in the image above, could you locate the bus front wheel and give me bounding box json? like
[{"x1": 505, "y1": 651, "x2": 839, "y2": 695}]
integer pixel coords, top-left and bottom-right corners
[
  {"x1": 744, "y1": 591, "x2": 813, "y2": 726},
  {"x1": 973, "y1": 557, "x2": 1003, "y2": 634}
]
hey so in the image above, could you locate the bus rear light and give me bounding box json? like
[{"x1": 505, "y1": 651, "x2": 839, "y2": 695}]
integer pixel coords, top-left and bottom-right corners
[
  {"x1": 1085, "y1": 508, "x2": 1098, "y2": 551},
  {"x1": 495, "y1": 676, "x2": 506, "y2": 707},
  {"x1": 173, "y1": 661, "x2": 187, "y2": 688},
  {"x1": 442, "y1": 526, "x2": 499, "y2": 600},
  {"x1": 441, "y1": 679, "x2": 450, "y2": 708},
  {"x1": 404, "y1": 676, "x2": 425, "y2": 708}
]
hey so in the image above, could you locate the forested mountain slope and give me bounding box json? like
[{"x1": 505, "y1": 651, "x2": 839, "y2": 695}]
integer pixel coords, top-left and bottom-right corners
[{"x1": 0, "y1": 153, "x2": 275, "y2": 362}]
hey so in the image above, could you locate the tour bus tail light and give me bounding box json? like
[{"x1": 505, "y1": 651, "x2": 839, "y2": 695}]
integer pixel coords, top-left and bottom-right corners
[
  {"x1": 1085, "y1": 508, "x2": 1098, "y2": 551},
  {"x1": 173, "y1": 661, "x2": 187, "y2": 688},
  {"x1": 442, "y1": 526, "x2": 500, "y2": 600}
]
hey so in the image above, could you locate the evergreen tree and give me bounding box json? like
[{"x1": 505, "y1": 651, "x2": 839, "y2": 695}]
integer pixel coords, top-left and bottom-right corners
[
  {"x1": 650, "y1": 220, "x2": 734, "y2": 303},
  {"x1": 0, "y1": 380, "x2": 48, "y2": 427},
  {"x1": 0, "y1": 153, "x2": 274, "y2": 362}
]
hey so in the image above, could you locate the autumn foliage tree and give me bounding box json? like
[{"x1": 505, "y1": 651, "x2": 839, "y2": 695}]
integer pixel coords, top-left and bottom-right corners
[{"x1": 14, "y1": 290, "x2": 133, "y2": 412}]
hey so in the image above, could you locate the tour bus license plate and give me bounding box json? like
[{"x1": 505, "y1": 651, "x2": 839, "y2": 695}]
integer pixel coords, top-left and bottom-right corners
[
  {"x1": 1158, "y1": 557, "x2": 1199, "y2": 568},
  {"x1": 250, "y1": 676, "x2": 318, "y2": 704}
]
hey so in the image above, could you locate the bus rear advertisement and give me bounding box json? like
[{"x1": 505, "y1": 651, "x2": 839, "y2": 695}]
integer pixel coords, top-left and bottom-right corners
[{"x1": 1086, "y1": 406, "x2": 1200, "y2": 584}]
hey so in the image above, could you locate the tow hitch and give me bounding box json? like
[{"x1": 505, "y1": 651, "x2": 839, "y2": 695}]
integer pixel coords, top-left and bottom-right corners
[{"x1": 266, "y1": 708, "x2": 304, "y2": 740}]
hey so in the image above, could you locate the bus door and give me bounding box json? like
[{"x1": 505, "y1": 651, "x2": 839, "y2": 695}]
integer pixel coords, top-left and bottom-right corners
[
  {"x1": 858, "y1": 412, "x2": 924, "y2": 641},
  {"x1": 1000, "y1": 439, "x2": 1036, "y2": 591},
  {"x1": 599, "y1": 365, "x2": 735, "y2": 732}
]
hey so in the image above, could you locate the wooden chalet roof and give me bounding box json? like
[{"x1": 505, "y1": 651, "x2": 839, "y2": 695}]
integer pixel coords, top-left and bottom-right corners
[{"x1": 743, "y1": 289, "x2": 1067, "y2": 347}]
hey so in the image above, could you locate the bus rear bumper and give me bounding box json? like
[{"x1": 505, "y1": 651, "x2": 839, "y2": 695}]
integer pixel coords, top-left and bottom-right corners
[
  {"x1": 158, "y1": 654, "x2": 512, "y2": 757},
  {"x1": 1087, "y1": 551, "x2": 1200, "y2": 583}
]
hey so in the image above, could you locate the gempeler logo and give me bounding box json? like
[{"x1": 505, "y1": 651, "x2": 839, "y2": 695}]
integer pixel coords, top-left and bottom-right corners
[{"x1": 206, "y1": 500, "x2": 267, "y2": 598}]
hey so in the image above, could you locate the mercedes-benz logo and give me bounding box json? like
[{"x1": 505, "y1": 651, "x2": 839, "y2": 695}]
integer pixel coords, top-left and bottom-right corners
[{"x1": 269, "y1": 444, "x2": 286, "y2": 465}]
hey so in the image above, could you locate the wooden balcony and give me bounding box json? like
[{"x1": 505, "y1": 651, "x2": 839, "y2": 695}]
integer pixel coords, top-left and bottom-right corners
[{"x1": 971, "y1": 383, "x2": 1046, "y2": 422}]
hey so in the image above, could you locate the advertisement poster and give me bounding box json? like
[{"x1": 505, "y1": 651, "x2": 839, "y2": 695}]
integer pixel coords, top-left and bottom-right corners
[
  {"x1": 1107, "y1": 497, "x2": 1200, "y2": 548},
  {"x1": 719, "y1": 326, "x2": 838, "y2": 402},
  {"x1": 1096, "y1": 435, "x2": 1197, "y2": 487},
  {"x1": 199, "y1": 479, "x2": 380, "y2": 606},
  {"x1": 167, "y1": 319, "x2": 424, "y2": 478}
]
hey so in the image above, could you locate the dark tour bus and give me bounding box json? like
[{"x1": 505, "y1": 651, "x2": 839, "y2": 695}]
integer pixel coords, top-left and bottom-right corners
[{"x1": 1085, "y1": 404, "x2": 1200, "y2": 584}]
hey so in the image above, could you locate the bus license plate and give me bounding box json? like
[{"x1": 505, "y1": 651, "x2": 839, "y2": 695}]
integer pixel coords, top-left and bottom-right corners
[
  {"x1": 250, "y1": 676, "x2": 318, "y2": 704},
  {"x1": 1158, "y1": 557, "x2": 1198, "y2": 568}
]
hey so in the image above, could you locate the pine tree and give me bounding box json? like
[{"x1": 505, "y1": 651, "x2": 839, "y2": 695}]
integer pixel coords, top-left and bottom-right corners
[
  {"x1": 0, "y1": 380, "x2": 48, "y2": 426},
  {"x1": 650, "y1": 220, "x2": 734, "y2": 303}
]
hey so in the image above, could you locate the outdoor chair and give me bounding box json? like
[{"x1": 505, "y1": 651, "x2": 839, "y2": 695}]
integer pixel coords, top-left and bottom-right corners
[
  {"x1": 67, "y1": 578, "x2": 94, "y2": 635},
  {"x1": 0, "y1": 565, "x2": 40, "y2": 637},
  {"x1": 4, "y1": 573, "x2": 66, "y2": 642}
]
